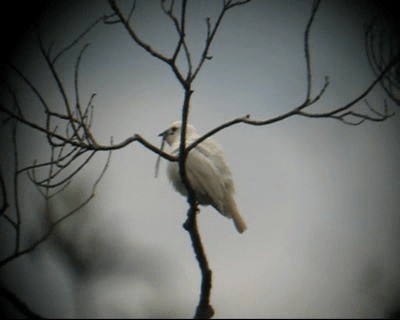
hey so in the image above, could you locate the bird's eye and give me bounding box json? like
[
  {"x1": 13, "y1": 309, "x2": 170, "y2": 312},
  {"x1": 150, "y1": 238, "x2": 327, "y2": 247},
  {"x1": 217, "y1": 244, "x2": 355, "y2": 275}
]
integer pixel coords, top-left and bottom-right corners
[{"x1": 171, "y1": 127, "x2": 177, "y2": 133}]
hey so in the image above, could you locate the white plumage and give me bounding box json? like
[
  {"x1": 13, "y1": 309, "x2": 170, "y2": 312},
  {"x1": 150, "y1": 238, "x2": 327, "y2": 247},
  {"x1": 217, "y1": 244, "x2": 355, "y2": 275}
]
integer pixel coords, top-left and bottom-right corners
[{"x1": 161, "y1": 120, "x2": 247, "y2": 233}]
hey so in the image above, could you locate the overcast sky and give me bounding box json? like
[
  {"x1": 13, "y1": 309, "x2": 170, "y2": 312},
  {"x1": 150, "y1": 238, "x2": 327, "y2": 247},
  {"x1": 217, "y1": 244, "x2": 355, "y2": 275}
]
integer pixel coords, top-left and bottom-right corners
[{"x1": 1, "y1": 0, "x2": 400, "y2": 318}]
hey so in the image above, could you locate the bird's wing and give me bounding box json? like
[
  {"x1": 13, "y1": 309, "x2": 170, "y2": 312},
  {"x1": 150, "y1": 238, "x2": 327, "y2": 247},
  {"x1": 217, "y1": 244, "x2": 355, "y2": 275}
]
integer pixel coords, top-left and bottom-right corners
[
  {"x1": 195, "y1": 139, "x2": 235, "y2": 194},
  {"x1": 185, "y1": 146, "x2": 228, "y2": 215}
]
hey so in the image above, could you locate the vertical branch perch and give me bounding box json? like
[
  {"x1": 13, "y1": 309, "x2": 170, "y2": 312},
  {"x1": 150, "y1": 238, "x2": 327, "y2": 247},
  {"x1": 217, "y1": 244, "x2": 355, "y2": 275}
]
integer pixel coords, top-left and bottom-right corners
[
  {"x1": 183, "y1": 205, "x2": 214, "y2": 319},
  {"x1": 180, "y1": 88, "x2": 213, "y2": 318}
]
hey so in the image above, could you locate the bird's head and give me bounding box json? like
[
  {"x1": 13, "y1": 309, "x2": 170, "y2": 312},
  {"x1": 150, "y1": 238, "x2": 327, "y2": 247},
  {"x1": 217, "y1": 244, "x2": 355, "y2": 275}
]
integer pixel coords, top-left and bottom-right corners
[{"x1": 159, "y1": 120, "x2": 197, "y2": 147}]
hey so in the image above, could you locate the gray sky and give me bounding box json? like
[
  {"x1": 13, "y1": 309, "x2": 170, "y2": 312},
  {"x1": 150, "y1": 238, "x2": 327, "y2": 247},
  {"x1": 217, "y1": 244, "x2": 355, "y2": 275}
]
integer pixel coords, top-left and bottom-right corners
[{"x1": 1, "y1": 0, "x2": 400, "y2": 318}]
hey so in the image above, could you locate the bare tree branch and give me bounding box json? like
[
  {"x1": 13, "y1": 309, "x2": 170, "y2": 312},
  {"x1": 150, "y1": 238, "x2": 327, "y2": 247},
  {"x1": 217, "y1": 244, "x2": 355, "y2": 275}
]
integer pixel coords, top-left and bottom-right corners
[
  {"x1": 107, "y1": 0, "x2": 187, "y2": 86},
  {"x1": 190, "y1": 0, "x2": 250, "y2": 82},
  {"x1": 0, "y1": 103, "x2": 176, "y2": 161},
  {"x1": 0, "y1": 287, "x2": 44, "y2": 319},
  {"x1": 303, "y1": 0, "x2": 322, "y2": 104},
  {"x1": 0, "y1": 169, "x2": 9, "y2": 216},
  {"x1": 0, "y1": 13, "x2": 115, "y2": 276},
  {"x1": 365, "y1": 16, "x2": 400, "y2": 105},
  {"x1": 11, "y1": 118, "x2": 21, "y2": 255},
  {"x1": 184, "y1": 1, "x2": 399, "y2": 153},
  {"x1": 183, "y1": 206, "x2": 214, "y2": 319},
  {"x1": 161, "y1": 0, "x2": 193, "y2": 76},
  {"x1": 0, "y1": 150, "x2": 112, "y2": 268},
  {"x1": 51, "y1": 17, "x2": 103, "y2": 64}
]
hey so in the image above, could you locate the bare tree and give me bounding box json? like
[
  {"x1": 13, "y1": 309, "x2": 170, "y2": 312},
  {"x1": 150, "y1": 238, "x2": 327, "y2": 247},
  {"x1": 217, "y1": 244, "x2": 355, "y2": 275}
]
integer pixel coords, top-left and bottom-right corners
[{"x1": 0, "y1": 0, "x2": 399, "y2": 318}]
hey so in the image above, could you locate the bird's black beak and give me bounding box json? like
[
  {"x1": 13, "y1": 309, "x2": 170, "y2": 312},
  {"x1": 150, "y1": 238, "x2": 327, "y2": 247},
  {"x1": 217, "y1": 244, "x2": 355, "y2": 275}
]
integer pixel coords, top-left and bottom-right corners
[{"x1": 158, "y1": 129, "x2": 168, "y2": 137}]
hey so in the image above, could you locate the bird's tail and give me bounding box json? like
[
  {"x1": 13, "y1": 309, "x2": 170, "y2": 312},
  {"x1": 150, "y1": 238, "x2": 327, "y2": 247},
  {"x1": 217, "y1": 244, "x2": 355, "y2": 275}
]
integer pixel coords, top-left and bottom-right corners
[{"x1": 225, "y1": 194, "x2": 247, "y2": 234}]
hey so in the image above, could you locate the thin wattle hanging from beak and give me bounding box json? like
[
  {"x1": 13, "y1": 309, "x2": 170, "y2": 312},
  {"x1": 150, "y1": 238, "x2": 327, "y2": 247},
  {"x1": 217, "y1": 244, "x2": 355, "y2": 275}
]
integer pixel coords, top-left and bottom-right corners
[{"x1": 154, "y1": 129, "x2": 168, "y2": 178}]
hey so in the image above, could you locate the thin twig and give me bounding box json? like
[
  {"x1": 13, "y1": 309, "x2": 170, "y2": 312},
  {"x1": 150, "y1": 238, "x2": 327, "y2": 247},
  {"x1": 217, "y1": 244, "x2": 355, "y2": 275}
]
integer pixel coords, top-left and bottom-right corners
[
  {"x1": 11, "y1": 118, "x2": 21, "y2": 254},
  {"x1": 0, "y1": 287, "x2": 44, "y2": 319},
  {"x1": 51, "y1": 17, "x2": 103, "y2": 64},
  {"x1": 302, "y1": 0, "x2": 321, "y2": 104},
  {"x1": 0, "y1": 169, "x2": 9, "y2": 216},
  {"x1": 1, "y1": 105, "x2": 175, "y2": 159},
  {"x1": 0, "y1": 151, "x2": 112, "y2": 268}
]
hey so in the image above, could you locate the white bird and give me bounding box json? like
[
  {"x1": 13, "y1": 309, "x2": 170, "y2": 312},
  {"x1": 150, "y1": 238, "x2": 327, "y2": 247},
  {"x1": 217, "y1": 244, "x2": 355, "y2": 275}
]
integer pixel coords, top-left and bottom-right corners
[{"x1": 160, "y1": 120, "x2": 247, "y2": 233}]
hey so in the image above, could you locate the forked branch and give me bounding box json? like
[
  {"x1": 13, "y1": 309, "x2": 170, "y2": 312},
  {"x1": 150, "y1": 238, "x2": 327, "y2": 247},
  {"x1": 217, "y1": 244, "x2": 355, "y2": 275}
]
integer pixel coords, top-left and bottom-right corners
[{"x1": 186, "y1": 0, "x2": 399, "y2": 150}]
